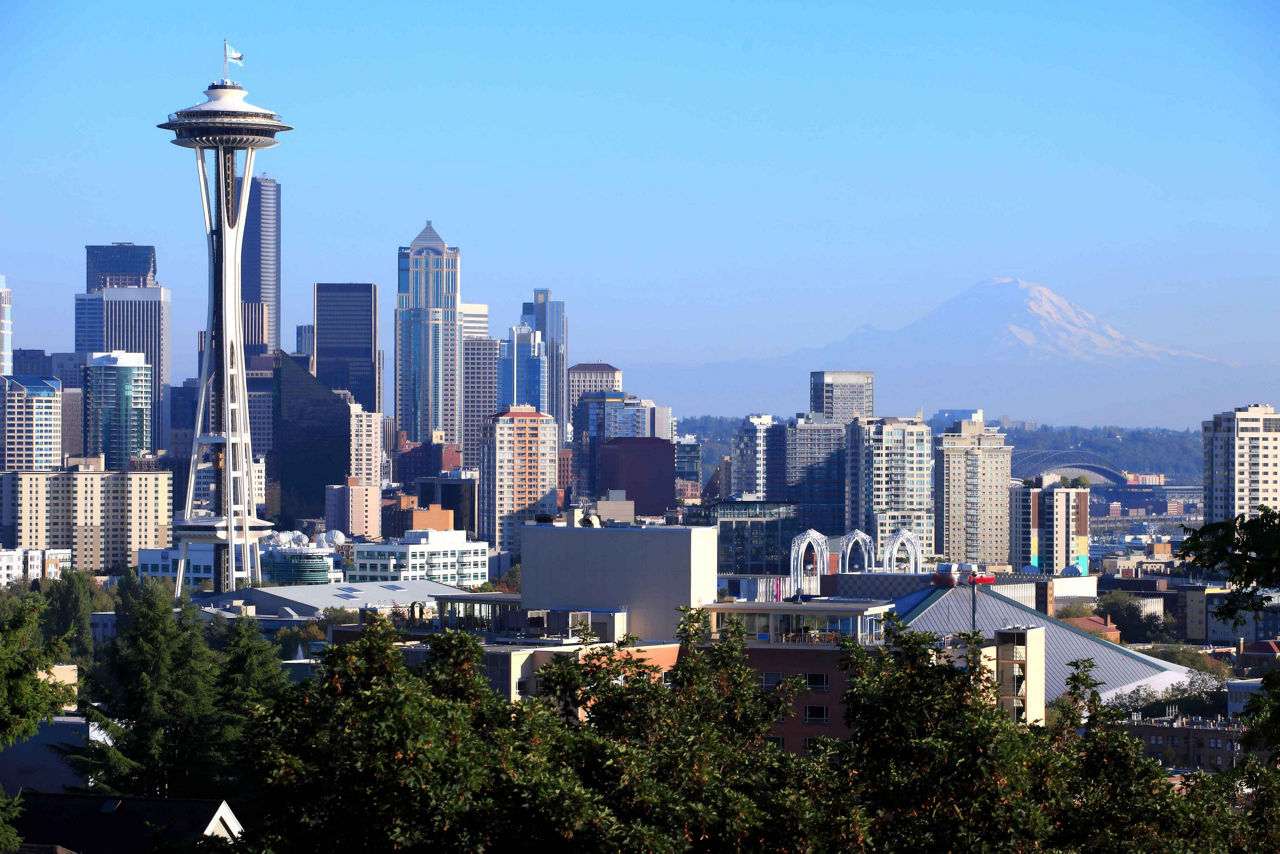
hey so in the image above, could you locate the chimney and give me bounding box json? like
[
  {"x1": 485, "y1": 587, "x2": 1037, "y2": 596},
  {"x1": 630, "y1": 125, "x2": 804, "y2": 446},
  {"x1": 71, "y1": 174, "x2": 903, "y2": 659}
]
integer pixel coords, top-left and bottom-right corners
[{"x1": 1238, "y1": 637, "x2": 1245, "y2": 657}]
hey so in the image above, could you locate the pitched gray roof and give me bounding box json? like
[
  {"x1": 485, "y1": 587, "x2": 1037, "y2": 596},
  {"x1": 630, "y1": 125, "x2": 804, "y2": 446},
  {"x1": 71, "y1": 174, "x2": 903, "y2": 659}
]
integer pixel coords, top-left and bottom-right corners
[
  {"x1": 411, "y1": 220, "x2": 446, "y2": 247},
  {"x1": 901, "y1": 585, "x2": 1189, "y2": 701}
]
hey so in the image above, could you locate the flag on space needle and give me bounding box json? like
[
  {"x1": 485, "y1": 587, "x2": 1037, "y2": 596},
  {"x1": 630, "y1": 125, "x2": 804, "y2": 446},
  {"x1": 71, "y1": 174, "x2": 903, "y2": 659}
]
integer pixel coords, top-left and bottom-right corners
[{"x1": 225, "y1": 41, "x2": 244, "y2": 66}]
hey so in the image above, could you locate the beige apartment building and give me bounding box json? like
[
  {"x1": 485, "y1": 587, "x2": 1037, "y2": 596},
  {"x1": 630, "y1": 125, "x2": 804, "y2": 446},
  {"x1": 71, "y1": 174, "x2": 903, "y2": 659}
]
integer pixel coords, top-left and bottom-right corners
[
  {"x1": 1203, "y1": 403, "x2": 1280, "y2": 524},
  {"x1": 567, "y1": 363, "x2": 622, "y2": 417},
  {"x1": 479, "y1": 406, "x2": 558, "y2": 554},
  {"x1": 0, "y1": 455, "x2": 171, "y2": 572},
  {"x1": 934, "y1": 419, "x2": 1011, "y2": 565},
  {"x1": 349, "y1": 402, "x2": 383, "y2": 488}
]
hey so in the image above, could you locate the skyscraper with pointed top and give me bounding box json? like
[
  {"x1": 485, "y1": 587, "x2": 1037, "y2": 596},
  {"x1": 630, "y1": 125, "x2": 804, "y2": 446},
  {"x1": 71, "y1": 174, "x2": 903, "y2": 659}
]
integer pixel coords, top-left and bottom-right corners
[{"x1": 395, "y1": 221, "x2": 462, "y2": 445}]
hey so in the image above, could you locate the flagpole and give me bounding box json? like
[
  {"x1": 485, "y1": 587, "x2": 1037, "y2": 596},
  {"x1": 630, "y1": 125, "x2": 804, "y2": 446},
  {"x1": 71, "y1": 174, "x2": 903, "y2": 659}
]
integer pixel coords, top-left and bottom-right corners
[{"x1": 223, "y1": 39, "x2": 228, "y2": 81}]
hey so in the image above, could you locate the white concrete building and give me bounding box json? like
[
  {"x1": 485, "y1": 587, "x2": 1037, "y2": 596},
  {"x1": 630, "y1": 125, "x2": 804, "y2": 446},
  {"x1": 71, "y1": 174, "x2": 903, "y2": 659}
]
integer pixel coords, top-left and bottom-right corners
[
  {"x1": 349, "y1": 529, "x2": 489, "y2": 588},
  {"x1": 0, "y1": 548, "x2": 70, "y2": 586},
  {"x1": 521, "y1": 525, "x2": 718, "y2": 641},
  {"x1": 847, "y1": 416, "x2": 935, "y2": 559},
  {"x1": 2, "y1": 377, "x2": 62, "y2": 471},
  {"x1": 1203, "y1": 404, "x2": 1280, "y2": 524},
  {"x1": 732, "y1": 414, "x2": 781, "y2": 498}
]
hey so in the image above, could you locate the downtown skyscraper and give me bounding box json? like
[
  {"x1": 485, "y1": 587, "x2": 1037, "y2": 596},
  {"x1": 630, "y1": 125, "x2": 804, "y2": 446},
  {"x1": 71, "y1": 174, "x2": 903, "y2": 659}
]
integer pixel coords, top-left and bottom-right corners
[
  {"x1": 847, "y1": 415, "x2": 935, "y2": 560},
  {"x1": 396, "y1": 222, "x2": 462, "y2": 445},
  {"x1": 314, "y1": 282, "x2": 380, "y2": 414},
  {"x1": 74, "y1": 248, "x2": 170, "y2": 451},
  {"x1": 85, "y1": 243, "x2": 156, "y2": 291},
  {"x1": 933, "y1": 417, "x2": 1011, "y2": 565},
  {"x1": 240, "y1": 175, "x2": 281, "y2": 353},
  {"x1": 521, "y1": 289, "x2": 568, "y2": 443},
  {"x1": 0, "y1": 276, "x2": 10, "y2": 376},
  {"x1": 498, "y1": 323, "x2": 548, "y2": 414}
]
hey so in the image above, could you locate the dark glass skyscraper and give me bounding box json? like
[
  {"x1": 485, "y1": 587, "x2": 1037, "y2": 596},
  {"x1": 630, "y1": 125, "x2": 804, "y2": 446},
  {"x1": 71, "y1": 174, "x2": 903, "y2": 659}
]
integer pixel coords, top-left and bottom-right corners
[
  {"x1": 313, "y1": 282, "x2": 379, "y2": 414},
  {"x1": 241, "y1": 175, "x2": 281, "y2": 352},
  {"x1": 85, "y1": 243, "x2": 156, "y2": 292},
  {"x1": 268, "y1": 353, "x2": 351, "y2": 526},
  {"x1": 521, "y1": 289, "x2": 568, "y2": 444}
]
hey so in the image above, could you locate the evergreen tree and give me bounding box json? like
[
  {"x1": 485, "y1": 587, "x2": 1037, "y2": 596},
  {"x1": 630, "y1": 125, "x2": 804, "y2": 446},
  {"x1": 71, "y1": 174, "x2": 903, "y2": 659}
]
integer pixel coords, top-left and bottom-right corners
[
  {"x1": 0, "y1": 598, "x2": 74, "y2": 851},
  {"x1": 41, "y1": 571, "x2": 96, "y2": 664},
  {"x1": 62, "y1": 574, "x2": 226, "y2": 796}
]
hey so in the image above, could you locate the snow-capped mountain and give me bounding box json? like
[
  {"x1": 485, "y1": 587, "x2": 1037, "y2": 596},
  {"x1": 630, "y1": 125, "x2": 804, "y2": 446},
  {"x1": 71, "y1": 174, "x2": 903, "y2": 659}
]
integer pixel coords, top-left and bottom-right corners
[{"x1": 628, "y1": 278, "x2": 1254, "y2": 427}]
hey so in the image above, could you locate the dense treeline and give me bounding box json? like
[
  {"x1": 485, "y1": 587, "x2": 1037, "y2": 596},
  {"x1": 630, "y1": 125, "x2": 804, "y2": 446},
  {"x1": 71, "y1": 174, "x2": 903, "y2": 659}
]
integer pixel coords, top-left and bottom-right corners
[
  {"x1": 4, "y1": 572, "x2": 1280, "y2": 851},
  {"x1": 678, "y1": 415, "x2": 1202, "y2": 485}
]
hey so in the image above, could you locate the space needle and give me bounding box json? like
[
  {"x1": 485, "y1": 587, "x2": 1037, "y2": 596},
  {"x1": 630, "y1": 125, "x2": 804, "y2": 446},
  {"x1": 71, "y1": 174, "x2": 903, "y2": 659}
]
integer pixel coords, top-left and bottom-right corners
[{"x1": 159, "y1": 44, "x2": 291, "y2": 594}]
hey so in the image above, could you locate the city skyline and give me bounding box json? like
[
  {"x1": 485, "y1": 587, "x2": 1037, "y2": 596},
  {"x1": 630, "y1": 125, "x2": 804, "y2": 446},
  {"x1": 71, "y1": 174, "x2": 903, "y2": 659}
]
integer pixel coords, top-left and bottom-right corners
[{"x1": 3, "y1": 2, "x2": 1280, "y2": 428}]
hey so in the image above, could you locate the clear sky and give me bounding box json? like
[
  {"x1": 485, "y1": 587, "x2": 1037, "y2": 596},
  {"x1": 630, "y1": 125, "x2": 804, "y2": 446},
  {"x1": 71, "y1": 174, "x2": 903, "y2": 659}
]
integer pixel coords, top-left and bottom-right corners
[{"x1": 2, "y1": 1, "x2": 1278, "y2": 400}]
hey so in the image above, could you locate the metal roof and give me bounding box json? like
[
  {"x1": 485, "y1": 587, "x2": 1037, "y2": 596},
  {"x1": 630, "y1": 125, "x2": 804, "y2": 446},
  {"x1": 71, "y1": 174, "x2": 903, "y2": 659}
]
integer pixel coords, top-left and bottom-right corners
[
  {"x1": 194, "y1": 579, "x2": 467, "y2": 617},
  {"x1": 410, "y1": 220, "x2": 446, "y2": 248},
  {"x1": 899, "y1": 584, "x2": 1189, "y2": 701}
]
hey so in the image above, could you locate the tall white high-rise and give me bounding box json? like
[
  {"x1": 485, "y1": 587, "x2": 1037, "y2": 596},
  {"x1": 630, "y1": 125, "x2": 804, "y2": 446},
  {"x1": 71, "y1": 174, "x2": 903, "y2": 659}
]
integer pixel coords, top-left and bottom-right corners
[
  {"x1": 0, "y1": 277, "x2": 10, "y2": 376},
  {"x1": 2, "y1": 377, "x2": 62, "y2": 471},
  {"x1": 847, "y1": 415, "x2": 935, "y2": 559},
  {"x1": 1203, "y1": 403, "x2": 1280, "y2": 524},
  {"x1": 159, "y1": 65, "x2": 291, "y2": 593},
  {"x1": 933, "y1": 418, "x2": 1011, "y2": 565},
  {"x1": 732, "y1": 414, "x2": 783, "y2": 498}
]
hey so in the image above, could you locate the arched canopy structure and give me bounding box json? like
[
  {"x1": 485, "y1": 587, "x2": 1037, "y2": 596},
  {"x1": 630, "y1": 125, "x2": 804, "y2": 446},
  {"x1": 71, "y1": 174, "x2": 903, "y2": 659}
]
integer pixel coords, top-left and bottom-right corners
[
  {"x1": 882, "y1": 529, "x2": 922, "y2": 574},
  {"x1": 838, "y1": 530, "x2": 875, "y2": 574},
  {"x1": 788, "y1": 530, "x2": 828, "y2": 597},
  {"x1": 1011, "y1": 450, "x2": 1125, "y2": 485}
]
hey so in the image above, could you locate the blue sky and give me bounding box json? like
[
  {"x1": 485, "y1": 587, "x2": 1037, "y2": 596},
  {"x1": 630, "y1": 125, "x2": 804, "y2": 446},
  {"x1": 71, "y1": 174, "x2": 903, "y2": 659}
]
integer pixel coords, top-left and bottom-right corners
[{"x1": 2, "y1": 1, "x2": 1278, "y2": 403}]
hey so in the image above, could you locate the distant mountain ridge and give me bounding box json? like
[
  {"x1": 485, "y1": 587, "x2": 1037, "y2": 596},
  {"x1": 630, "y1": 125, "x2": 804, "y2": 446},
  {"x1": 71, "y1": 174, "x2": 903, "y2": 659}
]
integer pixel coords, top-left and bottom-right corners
[{"x1": 628, "y1": 278, "x2": 1261, "y2": 428}]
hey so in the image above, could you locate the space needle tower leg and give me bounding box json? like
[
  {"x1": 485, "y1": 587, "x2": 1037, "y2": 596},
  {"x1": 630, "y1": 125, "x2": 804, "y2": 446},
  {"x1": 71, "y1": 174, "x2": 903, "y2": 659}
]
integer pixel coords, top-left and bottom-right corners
[{"x1": 161, "y1": 63, "x2": 291, "y2": 600}]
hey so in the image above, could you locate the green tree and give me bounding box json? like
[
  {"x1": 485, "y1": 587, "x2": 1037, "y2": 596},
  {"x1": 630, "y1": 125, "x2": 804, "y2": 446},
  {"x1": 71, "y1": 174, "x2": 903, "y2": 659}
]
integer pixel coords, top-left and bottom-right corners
[
  {"x1": 1095, "y1": 590, "x2": 1173, "y2": 643},
  {"x1": 1180, "y1": 506, "x2": 1280, "y2": 623},
  {"x1": 41, "y1": 571, "x2": 96, "y2": 664},
  {"x1": 1046, "y1": 659, "x2": 1214, "y2": 850},
  {"x1": 273, "y1": 622, "x2": 324, "y2": 660},
  {"x1": 245, "y1": 616, "x2": 606, "y2": 851},
  {"x1": 1144, "y1": 644, "x2": 1231, "y2": 678},
  {"x1": 827, "y1": 619, "x2": 1056, "y2": 849},
  {"x1": 62, "y1": 574, "x2": 227, "y2": 797},
  {"x1": 1055, "y1": 600, "x2": 1096, "y2": 619},
  {"x1": 216, "y1": 617, "x2": 287, "y2": 811},
  {"x1": 0, "y1": 598, "x2": 75, "y2": 851}
]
